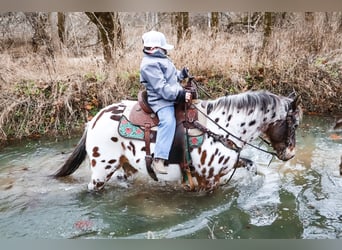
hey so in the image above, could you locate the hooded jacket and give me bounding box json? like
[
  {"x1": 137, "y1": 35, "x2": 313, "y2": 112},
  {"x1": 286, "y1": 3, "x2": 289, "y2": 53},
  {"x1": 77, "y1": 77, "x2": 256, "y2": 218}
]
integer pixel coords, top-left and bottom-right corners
[{"x1": 140, "y1": 49, "x2": 186, "y2": 113}]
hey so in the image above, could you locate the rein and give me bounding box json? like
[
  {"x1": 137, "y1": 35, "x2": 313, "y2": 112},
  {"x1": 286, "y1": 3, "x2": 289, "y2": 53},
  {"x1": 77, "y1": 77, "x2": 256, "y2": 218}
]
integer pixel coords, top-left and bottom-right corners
[
  {"x1": 190, "y1": 78, "x2": 278, "y2": 157},
  {"x1": 191, "y1": 104, "x2": 278, "y2": 157}
]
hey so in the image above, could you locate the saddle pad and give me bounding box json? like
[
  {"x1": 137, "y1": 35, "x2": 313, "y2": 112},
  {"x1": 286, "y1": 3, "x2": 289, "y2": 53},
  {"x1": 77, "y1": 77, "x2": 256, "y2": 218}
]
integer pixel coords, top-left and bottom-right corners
[
  {"x1": 186, "y1": 134, "x2": 204, "y2": 148},
  {"x1": 118, "y1": 115, "x2": 145, "y2": 140},
  {"x1": 118, "y1": 115, "x2": 204, "y2": 148}
]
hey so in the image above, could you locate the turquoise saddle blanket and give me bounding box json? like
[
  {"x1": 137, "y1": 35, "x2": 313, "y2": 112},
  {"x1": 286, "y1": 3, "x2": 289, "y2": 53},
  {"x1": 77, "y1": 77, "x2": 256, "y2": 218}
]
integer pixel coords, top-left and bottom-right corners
[{"x1": 118, "y1": 116, "x2": 204, "y2": 148}]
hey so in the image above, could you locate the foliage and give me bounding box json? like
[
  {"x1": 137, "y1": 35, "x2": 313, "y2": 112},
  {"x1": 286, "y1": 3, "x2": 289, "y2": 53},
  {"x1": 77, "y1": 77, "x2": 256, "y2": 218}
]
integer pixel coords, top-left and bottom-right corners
[{"x1": 0, "y1": 12, "x2": 341, "y2": 145}]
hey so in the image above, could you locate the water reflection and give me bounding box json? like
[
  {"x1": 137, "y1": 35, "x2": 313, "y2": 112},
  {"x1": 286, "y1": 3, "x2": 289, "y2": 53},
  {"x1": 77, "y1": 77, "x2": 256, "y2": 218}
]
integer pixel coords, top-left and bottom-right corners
[{"x1": 0, "y1": 115, "x2": 341, "y2": 239}]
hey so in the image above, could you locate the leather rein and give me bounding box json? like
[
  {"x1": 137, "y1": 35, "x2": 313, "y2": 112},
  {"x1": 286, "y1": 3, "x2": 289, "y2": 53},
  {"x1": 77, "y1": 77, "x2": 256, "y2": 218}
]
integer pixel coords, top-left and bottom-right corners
[{"x1": 188, "y1": 77, "x2": 278, "y2": 157}]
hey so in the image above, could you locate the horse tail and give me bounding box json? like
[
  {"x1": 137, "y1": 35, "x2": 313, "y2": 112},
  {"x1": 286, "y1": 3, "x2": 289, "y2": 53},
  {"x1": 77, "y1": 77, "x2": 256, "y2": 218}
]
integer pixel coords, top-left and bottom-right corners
[{"x1": 53, "y1": 126, "x2": 88, "y2": 178}]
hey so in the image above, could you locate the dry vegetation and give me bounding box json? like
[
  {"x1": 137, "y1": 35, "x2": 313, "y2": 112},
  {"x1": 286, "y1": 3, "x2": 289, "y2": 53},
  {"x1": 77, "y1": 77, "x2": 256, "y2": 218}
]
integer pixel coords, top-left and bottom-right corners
[{"x1": 0, "y1": 12, "x2": 341, "y2": 146}]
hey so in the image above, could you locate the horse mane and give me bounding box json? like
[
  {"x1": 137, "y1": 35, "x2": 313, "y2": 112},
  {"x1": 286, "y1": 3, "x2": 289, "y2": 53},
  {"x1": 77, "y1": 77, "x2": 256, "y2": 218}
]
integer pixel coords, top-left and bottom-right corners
[{"x1": 207, "y1": 90, "x2": 291, "y2": 116}]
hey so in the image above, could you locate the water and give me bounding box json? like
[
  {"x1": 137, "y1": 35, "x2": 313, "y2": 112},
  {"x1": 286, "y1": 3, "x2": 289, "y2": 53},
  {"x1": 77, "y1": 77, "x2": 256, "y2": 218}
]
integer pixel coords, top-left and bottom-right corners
[{"x1": 0, "y1": 115, "x2": 341, "y2": 239}]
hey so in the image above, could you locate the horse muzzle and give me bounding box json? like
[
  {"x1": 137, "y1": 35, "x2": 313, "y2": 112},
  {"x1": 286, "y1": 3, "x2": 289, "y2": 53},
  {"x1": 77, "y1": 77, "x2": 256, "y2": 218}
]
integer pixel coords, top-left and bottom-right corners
[{"x1": 277, "y1": 148, "x2": 296, "y2": 161}]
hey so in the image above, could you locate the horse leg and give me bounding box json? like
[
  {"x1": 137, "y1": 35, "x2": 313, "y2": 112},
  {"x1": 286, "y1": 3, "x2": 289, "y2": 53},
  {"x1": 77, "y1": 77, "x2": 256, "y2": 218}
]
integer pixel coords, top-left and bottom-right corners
[
  {"x1": 87, "y1": 147, "x2": 122, "y2": 191},
  {"x1": 87, "y1": 151, "x2": 140, "y2": 191},
  {"x1": 88, "y1": 162, "x2": 119, "y2": 191}
]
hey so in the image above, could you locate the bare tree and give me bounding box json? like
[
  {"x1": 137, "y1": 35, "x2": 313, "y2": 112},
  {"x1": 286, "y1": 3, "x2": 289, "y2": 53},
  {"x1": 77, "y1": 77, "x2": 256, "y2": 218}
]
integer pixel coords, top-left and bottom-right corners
[
  {"x1": 263, "y1": 12, "x2": 273, "y2": 46},
  {"x1": 24, "y1": 12, "x2": 50, "y2": 53},
  {"x1": 338, "y1": 13, "x2": 342, "y2": 33},
  {"x1": 305, "y1": 12, "x2": 314, "y2": 22},
  {"x1": 175, "y1": 12, "x2": 190, "y2": 43},
  {"x1": 48, "y1": 12, "x2": 61, "y2": 54},
  {"x1": 255, "y1": 12, "x2": 274, "y2": 64},
  {"x1": 57, "y1": 12, "x2": 66, "y2": 44},
  {"x1": 210, "y1": 12, "x2": 219, "y2": 37},
  {"x1": 145, "y1": 12, "x2": 159, "y2": 29},
  {"x1": 85, "y1": 12, "x2": 123, "y2": 63}
]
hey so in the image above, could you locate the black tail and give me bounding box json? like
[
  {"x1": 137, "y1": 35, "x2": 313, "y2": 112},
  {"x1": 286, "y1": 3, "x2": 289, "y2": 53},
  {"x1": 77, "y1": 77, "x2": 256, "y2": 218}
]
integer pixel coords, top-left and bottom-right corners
[{"x1": 53, "y1": 128, "x2": 87, "y2": 178}]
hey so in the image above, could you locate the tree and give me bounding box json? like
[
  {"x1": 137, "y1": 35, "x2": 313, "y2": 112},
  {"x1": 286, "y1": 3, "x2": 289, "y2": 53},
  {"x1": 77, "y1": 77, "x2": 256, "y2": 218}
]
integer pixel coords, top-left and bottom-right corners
[
  {"x1": 256, "y1": 12, "x2": 274, "y2": 64},
  {"x1": 305, "y1": 12, "x2": 314, "y2": 22},
  {"x1": 145, "y1": 12, "x2": 159, "y2": 29},
  {"x1": 338, "y1": 13, "x2": 342, "y2": 33},
  {"x1": 174, "y1": 12, "x2": 190, "y2": 44},
  {"x1": 263, "y1": 12, "x2": 273, "y2": 46},
  {"x1": 57, "y1": 12, "x2": 66, "y2": 44},
  {"x1": 85, "y1": 12, "x2": 123, "y2": 63},
  {"x1": 24, "y1": 12, "x2": 50, "y2": 53},
  {"x1": 210, "y1": 12, "x2": 219, "y2": 38}
]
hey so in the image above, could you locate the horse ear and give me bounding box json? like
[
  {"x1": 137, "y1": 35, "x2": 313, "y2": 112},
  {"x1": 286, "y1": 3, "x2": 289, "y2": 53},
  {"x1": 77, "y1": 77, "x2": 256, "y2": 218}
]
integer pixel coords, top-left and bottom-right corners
[
  {"x1": 287, "y1": 91, "x2": 301, "y2": 111},
  {"x1": 287, "y1": 91, "x2": 296, "y2": 100},
  {"x1": 291, "y1": 94, "x2": 301, "y2": 110}
]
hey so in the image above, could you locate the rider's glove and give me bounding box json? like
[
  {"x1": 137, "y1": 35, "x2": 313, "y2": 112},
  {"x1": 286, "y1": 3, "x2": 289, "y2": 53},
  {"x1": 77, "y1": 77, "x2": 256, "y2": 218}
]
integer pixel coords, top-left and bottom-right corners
[
  {"x1": 175, "y1": 89, "x2": 192, "y2": 103},
  {"x1": 180, "y1": 67, "x2": 189, "y2": 79},
  {"x1": 185, "y1": 91, "x2": 192, "y2": 103}
]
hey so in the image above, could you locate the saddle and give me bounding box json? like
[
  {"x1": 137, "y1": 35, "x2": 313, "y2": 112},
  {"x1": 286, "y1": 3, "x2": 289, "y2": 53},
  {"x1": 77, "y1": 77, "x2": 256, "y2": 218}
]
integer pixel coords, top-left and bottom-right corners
[
  {"x1": 129, "y1": 90, "x2": 198, "y2": 128},
  {"x1": 129, "y1": 90, "x2": 159, "y2": 127},
  {"x1": 126, "y1": 90, "x2": 200, "y2": 182}
]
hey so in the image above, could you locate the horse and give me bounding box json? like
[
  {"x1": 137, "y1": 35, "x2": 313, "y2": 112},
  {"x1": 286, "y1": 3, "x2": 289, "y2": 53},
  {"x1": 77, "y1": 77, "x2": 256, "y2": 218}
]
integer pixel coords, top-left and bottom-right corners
[{"x1": 53, "y1": 84, "x2": 302, "y2": 192}]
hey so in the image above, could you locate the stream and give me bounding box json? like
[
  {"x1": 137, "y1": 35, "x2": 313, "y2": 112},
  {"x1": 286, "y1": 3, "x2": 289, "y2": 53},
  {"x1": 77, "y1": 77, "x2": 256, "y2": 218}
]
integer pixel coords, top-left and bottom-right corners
[{"x1": 0, "y1": 115, "x2": 342, "y2": 239}]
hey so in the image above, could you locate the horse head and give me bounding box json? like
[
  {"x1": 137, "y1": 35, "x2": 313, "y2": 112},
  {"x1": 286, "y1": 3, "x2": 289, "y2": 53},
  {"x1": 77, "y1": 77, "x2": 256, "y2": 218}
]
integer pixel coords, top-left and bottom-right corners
[{"x1": 264, "y1": 93, "x2": 302, "y2": 161}]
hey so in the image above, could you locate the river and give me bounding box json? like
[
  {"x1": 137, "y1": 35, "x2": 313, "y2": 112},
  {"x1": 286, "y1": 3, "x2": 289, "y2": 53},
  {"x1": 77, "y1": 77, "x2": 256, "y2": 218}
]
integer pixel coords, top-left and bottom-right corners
[{"x1": 0, "y1": 115, "x2": 341, "y2": 239}]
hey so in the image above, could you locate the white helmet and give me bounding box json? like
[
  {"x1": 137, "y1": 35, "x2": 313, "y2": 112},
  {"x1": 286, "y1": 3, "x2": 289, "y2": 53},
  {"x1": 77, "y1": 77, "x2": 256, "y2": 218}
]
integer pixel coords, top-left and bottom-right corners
[{"x1": 142, "y1": 30, "x2": 174, "y2": 50}]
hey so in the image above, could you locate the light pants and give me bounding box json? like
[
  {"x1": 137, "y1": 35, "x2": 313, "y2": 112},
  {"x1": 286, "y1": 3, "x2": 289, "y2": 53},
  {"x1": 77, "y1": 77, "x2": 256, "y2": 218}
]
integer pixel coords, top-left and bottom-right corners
[{"x1": 154, "y1": 105, "x2": 176, "y2": 160}]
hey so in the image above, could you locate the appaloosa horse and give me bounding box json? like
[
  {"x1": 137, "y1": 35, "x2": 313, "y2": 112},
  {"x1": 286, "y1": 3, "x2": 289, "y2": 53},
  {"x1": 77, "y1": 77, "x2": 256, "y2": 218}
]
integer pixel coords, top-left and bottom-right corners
[{"x1": 53, "y1": 88, "x2": 301, "y2": 192}]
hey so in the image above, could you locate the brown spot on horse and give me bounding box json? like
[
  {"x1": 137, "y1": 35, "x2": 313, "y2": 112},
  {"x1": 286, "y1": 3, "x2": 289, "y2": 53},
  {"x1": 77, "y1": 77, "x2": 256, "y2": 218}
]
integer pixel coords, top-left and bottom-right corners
[{"x1": 92, "y1": 146, "x2": 100, "y2": 157}]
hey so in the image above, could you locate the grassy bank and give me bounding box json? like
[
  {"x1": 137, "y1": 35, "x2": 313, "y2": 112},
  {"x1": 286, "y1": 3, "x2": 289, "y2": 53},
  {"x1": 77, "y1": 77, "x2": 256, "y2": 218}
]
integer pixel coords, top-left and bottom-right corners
[{"x1": 0, "y1": 21, "x2": 341, "y2": 146}]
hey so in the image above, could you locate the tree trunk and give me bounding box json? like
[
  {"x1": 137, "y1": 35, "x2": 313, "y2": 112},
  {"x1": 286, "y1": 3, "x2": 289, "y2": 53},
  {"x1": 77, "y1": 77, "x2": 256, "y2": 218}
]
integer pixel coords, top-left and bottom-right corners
[
  {"x1": 85, "y1": 12, "x2": 123, "y2": 63},
  {"x1": 57, "y1": 12, "x2": 66, "y2": 44},
  {"x1": 145, "y1": 12, "x2": 159, "y2": 29},
  {"x1": 175, "y1": 12, "x2": 190, "y2": 44},
  {"x1": 263, "y1": 12, "x2": 273, "y2": 42},
  {"x1": 305, "y1": 12, "x2": 314, "y2": 22},
  {"x1": 338, "y1": 13, "x2": 342, "y2": 33},
  {"x1": 210, "y1": 12, "x2": 219, "y2": 37},
  {"x1": 25, "y1": 12, "x2": 50, "y2": 53},
  {"x1": 256, "y1": 12, "x2": 273, "y2": 64},
  {"x1": 48, "y1": 12, "x2": 60, "y2": 53}
]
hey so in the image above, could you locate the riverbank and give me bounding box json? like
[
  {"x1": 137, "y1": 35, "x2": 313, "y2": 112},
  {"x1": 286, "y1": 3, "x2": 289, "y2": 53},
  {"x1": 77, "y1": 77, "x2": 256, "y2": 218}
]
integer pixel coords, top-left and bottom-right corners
[{"x1": 0, "y1": 27, "x2": 341, "y2": 146}]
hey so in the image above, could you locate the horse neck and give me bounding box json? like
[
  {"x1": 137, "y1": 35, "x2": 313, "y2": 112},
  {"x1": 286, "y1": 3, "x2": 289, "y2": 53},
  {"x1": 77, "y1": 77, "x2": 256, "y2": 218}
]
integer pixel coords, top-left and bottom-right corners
[{"x1": 201, "y1": 94, "x2": 288, "y2": 147}]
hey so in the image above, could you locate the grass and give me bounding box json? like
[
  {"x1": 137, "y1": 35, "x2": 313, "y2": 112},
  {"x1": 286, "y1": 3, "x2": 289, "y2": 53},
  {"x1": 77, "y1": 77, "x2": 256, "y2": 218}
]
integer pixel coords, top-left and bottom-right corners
[{"x1": 0, "y1": 13, "x2": 341, "y2": 145}]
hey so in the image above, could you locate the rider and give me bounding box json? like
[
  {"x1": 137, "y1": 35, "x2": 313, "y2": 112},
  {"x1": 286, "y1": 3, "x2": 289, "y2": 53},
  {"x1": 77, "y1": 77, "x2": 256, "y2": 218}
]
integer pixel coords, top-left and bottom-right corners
[{"x1": 140, "y1": 30, "x2": 191, "y2": 175}]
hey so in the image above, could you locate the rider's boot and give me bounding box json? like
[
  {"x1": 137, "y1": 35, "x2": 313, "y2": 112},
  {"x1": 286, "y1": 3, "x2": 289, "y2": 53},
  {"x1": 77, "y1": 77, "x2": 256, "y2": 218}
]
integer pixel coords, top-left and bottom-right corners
[{"x1": 152, "y1": 158, "x2": 168, "y2": 174}]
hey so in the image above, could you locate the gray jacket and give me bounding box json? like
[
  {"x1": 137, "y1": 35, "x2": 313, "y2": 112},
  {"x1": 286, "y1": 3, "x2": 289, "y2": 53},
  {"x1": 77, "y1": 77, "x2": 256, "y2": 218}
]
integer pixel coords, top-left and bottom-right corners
[{"x1": 140, "y1": 49, "x2": 186, "y2": 113}]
